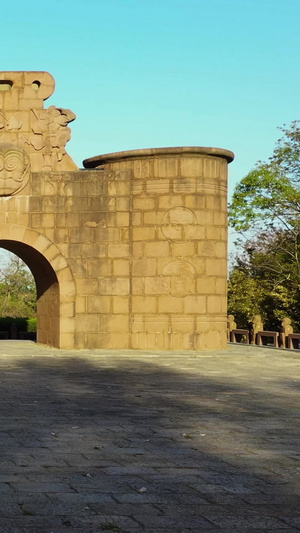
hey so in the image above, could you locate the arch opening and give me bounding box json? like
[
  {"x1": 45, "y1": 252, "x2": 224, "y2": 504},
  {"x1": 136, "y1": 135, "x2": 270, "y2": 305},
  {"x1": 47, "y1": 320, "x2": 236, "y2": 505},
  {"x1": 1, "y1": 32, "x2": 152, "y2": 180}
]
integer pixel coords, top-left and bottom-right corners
[{"x1": 0, "y1": 241, "x2": 60, "y2": 347}]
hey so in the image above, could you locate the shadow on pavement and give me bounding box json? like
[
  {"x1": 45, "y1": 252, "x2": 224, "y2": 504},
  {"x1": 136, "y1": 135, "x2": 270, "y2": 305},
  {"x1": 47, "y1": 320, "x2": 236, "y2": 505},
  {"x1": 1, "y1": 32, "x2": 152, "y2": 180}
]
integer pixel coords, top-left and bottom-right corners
[{"x1": 0, "y1": 342, "x2": 299, "y2": 532}]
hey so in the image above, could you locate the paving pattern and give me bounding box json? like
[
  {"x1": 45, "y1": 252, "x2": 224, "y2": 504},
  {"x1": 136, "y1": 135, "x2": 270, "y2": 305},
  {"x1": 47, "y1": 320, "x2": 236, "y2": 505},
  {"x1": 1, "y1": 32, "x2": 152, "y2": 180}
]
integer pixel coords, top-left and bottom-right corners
[{"x1": 0, "y1": 341, "x2": 300, "y2": 532}]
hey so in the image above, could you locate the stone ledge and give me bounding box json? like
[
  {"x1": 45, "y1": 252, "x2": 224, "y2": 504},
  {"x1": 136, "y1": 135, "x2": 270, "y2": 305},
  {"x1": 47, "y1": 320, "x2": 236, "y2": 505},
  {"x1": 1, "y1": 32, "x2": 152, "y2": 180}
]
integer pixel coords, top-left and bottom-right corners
[{"x1": 83, "y1": 146, "x2": 235, "y2": 168}]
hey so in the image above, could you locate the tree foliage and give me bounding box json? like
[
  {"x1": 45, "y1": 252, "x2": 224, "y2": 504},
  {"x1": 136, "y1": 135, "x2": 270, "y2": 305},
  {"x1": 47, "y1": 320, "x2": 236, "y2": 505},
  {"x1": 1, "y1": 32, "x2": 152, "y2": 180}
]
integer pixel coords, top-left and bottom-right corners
[
  {"x1": 0, "y1": 255, "x2": 36, "y2": 318},
  {"x1": 229, "y1": 121, "x2": 300, "y2": 233},
  {"x1": 229, "y1": 121, "x2": 300, "y2": 331},
  {"x1": 228, "y1": 232, "x2": 300, "y2": 330}
]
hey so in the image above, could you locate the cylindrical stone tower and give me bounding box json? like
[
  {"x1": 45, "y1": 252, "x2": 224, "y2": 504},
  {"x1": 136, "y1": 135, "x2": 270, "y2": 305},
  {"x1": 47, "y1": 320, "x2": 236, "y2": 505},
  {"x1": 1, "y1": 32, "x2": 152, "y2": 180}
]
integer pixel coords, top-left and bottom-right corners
[{"x1": 84, "y1": 146, "x2": 234, "y2": 351}]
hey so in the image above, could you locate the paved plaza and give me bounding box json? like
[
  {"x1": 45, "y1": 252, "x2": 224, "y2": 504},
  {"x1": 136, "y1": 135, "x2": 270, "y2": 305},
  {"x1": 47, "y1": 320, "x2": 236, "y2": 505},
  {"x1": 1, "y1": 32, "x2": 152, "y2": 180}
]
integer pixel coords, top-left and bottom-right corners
[{"x1": 0, "y1": 341, "x2": 300, "y2": 532}]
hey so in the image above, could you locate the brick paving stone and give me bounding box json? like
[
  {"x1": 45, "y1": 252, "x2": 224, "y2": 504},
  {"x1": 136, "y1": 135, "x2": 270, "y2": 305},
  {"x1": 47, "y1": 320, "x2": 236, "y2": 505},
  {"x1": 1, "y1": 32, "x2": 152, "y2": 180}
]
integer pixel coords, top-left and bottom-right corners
[
  {"x1": 205, "y1": 515, "x2": 291, "y2": 529},
  {"x1": 113, "y1": 492, "x2": 189, "y2": 504},
  {"x1": 69, "y1": 514, "x2": 141, "y2": 529},
  {"x1": 282, "y1": 518, "x2": 300, "y2": 528},
  {"x1": 10, "y1": 482, "x2": 75, "y2": 493},
  {"x1": 133, "y1": 513, "x2": 214, "y2": 529},
  {"x1": 1, "y1": 341, "x2": 300, "y2": 531}
]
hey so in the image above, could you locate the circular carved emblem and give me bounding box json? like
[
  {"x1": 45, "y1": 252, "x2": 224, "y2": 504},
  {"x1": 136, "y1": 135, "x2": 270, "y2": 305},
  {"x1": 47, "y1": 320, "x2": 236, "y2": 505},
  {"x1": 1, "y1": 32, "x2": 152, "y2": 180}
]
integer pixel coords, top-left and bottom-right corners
[
  {"x1": 0, "y1": 144, "x2": 30, "y2": 196},
  {"x1": 162, "y1": 207, "x2": 196, "y2": 242},
  {"x1": 162, "y1": 260, "x2": 196, "y2": 298}
]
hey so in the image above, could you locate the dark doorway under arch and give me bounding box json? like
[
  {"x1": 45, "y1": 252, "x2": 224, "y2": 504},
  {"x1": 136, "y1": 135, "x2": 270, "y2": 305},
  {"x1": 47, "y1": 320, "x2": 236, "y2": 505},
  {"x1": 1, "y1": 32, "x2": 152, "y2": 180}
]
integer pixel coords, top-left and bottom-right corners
[{"x1": 0, "y1": 240, "x2": 60, "y2": 347}]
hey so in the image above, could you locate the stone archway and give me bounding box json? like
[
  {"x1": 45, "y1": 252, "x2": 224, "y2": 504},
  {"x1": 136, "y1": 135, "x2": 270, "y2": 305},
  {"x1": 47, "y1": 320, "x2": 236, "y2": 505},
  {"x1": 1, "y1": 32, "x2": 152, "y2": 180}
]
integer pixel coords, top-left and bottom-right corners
[
  {"x1": 0, "y1": 225, "x2": 75, "y2": 349},
  {"x1": 0, "y1": 71, "x2": 234, "y2": 351}
]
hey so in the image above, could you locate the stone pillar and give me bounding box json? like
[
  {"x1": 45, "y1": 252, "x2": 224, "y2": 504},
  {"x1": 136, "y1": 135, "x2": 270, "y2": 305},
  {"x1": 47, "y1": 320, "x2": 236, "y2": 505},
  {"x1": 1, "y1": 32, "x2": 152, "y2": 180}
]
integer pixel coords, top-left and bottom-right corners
[{"x1": 84, "y1": 146, "x2": 234, "y2": 350}]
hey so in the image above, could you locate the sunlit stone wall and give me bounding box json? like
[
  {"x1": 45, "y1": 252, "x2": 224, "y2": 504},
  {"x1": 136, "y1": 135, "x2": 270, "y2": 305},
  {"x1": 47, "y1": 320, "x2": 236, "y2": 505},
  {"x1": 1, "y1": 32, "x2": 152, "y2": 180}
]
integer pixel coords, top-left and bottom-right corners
[
  {"x1": 83, "y1": 147, "x2": 234, "y2": 350},
  {"x1": 0, "y1": 71, "x2": 234, "y2": 350}
]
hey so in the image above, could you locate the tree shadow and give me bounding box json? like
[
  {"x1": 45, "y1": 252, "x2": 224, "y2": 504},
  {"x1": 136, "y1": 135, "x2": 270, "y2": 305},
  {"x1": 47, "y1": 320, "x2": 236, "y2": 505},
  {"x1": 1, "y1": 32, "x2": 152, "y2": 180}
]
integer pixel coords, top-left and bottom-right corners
[{"x1": 0, "y1": 342, "x2": 299, "y2": 532}]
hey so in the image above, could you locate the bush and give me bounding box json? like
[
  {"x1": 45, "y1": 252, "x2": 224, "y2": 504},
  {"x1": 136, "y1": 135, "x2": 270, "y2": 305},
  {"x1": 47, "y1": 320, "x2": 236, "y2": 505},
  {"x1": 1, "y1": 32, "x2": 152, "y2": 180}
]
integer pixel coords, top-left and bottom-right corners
[
  {"x1": 27, "y1": 318, "x2": 37, "y2": 332},
  {"x1": 0, "y1": 317, "x2": 37, "y2": 333}
]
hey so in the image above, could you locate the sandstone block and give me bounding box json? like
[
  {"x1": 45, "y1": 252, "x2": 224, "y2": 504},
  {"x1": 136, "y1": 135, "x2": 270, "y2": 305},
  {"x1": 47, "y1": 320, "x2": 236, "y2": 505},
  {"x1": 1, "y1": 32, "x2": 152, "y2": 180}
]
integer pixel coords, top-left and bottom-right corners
[
  {"x1": 132, "y1": 296, "x2": 157, "y2": 314},
  {"x1": 184, "y1": 295, "x2": 207, "y2": 314},
  {"x1": 173, "y1": 178, "x2": 197, "y2": 194},
  {"x1": 75, "y1": 296, "x2": 86, "y2": 313},
  {"x1": 143, "y1": 211, "x2": 163, "y2": 225},
  {"x1": 131, "y1": 278, "x2": 144, "y2": 295},
  {"x1": 153, "y1": 157, "x2": 178, "y2": 178},
  {"x1": 113, "y1": 259, "x2": 130, "y2": 276},
  {"x1": 99, "y1": 314, "x2": 129, "y2": 333},
  {"x1": 60, "y1": 317, "x2": 75, "y2": 333},
  {"x1": 158, "y1": 295, "x2": 184, "y2": 314},
  {"x1": 180, "y1": 156, "x2": 203, "y2": 178},
  {"x1": 132, "y1": 258, "x2": 156, "y2": 276},
  {"x1": 216, "y1": 277, "x2": 227, "y2": 294},
  {"x1": 146, "y1": 179, "x2": 170, "y2": 194},
  {"x1": 206, "y1": 195, "x2": 222, "y2": 210},
  {"x1": 144, "y1": 276, "x2": 169, "y2": 295},
  {"x1": 132, "y1": 242, "x2": 143, "y2": 257},
  {"x1": 158, "y1": 195, "x2": 184, "y2": 209},
  {"x1": 75, "y1": 314, "x2": 98, "y2": 332},
  {"x1": 206, "y1": 226, "x2": 222, "y2": 240},
  {"x1": 87, "y1": 258, "x2": 112, "y2": 277},
  {"x1": 108, "y1": 243, "x2": 129, "y2": 258},
  {"x1": 197, "y1": 277, "x2": 216, "y2": 294},
  {"x1": 171, "y1": 242, "x2": 196, "y2": 257},
  {"x1": 99, "y1": 277, "x2": 130, "y2": 295},
  {"x1": 206, "y1": 258, "x2": 227, "y2": 277},
  {"x1": 207, "y1": 295, "x2": 222, "y2": 314},
  {"x1": 133, "y1": 159, "x2": 151, "y2": 179},
  {"x1": 112, "y1": 296, "x2": 130, "y2": 314},
  {"x1": 116, "y1": 196, "x2": 130, "y2": 210},
  {"x1": 144, "y1": 241, "x2": 169, "y2": 257},
  {"x1": 87, "y1": 295, "x2": 111, "y2": 314},
  {"x1": 132, "y1": 227, "x2": 156, "y2": 241},
  {"x1": 132, "y1": 212, "x2": 142, "y2": 226},
  {"x1": 184, "y1": 194, "x2": 206, "y2": 209},
  {"x1": 76, "y1": 278, "x2": 98, "y2": 295},
  {"x1": 133, "y1": 197, "x2": 156, "y2": 210},
  {"x1": 59, "y1": 302, "x2": 75, "y2": 317}
]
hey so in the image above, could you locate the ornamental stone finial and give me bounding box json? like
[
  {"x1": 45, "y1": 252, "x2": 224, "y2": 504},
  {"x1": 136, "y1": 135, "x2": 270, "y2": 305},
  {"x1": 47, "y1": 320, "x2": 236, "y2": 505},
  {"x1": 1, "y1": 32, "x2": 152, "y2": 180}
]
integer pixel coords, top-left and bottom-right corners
[{"x1": 0, "y1": 71, "x2": 77, "y2": 189}]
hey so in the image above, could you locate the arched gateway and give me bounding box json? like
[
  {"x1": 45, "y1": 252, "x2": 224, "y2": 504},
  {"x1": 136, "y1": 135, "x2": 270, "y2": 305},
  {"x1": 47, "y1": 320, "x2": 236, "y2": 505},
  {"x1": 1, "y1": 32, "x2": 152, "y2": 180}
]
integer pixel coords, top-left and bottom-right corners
[{"x1": 0, "y1": 71, "x2": 234, "y2": 350}]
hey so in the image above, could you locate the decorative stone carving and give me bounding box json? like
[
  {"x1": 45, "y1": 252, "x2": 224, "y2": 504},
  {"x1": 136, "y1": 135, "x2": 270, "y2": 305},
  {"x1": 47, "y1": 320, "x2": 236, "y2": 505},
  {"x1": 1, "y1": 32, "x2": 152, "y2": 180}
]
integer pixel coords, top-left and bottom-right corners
[
  {"x1": 162, "y1": 207, "x2": 197, "y2": 242},
  {"x1": 0, "y1": 141, "x2": 234, "y2": 350},
  {"x1": 162, "y1": 260, "x2": 196, "y2": 297},
  {"x1": 279, "y1": 317, "x2": 293, "y2": 348},
  {"x1": 0, "y1": 143, "x2": 30, "y2": 196},
  {"x1": 227, "y1": 314, "x2": 237, "y2": 341},
  {"x1": 250, "y1": 314, "x2": 263, "y2": 344},
  {"x1": 7, "y1": 116, "x2": 22, "y2": 131},
  {"x1": 0, "y1": 112, "x2": 5, "y2": 129},
  {"x1": 0, "y1": 71, "x2": 77, "y2": 172}
]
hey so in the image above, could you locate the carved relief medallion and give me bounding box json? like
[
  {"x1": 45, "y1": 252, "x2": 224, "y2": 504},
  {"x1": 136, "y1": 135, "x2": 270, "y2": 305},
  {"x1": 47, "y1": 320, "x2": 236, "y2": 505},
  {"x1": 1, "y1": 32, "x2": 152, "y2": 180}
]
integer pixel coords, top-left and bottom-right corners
[
  {"x1": 0, "y1": 143, "x2": 30, "y2": 196},
  {"x1": 162, "y1": 207, "x2": 196, "y2": 242},
  {"x1": 162, "y1": 260, "x2": 196, "y2": 297}
]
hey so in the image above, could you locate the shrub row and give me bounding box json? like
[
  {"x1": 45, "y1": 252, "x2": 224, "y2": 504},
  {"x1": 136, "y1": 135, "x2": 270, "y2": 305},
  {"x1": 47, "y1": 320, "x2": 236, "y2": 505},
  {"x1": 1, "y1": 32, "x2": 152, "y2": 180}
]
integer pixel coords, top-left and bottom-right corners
[{"x1": 0, "y1": 317, "x2": 37, "y2": 332}]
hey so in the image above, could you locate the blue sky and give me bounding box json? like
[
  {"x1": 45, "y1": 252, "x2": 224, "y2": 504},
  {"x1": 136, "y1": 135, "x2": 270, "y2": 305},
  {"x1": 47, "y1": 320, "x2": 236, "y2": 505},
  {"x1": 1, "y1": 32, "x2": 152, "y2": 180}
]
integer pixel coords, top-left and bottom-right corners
[{"x1": 1, "y1": 0, "x2": 300, "y2": 263}]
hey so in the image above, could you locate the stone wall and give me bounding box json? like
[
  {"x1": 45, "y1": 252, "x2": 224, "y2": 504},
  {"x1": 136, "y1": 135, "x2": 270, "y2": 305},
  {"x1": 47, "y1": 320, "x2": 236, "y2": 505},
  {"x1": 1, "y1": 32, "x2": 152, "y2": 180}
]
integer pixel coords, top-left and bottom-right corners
[
  {"x1": 0, "y1": 71, "x2": 234, "y2": 350},
  {"x1": 0, "y1": 146, "x2": 233, "y2": 350},
  {"x1": 83, "y1": 148, "x2": 232, "y2": 350}
]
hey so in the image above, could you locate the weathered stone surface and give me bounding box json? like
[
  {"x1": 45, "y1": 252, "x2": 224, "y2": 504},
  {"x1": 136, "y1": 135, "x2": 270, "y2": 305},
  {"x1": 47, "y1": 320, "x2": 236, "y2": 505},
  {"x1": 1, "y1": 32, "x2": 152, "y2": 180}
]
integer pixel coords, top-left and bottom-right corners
[
  {"x1": 0, "y1": 341, "x2": 299, "y2": 531},
  {"x1": 0, "y1": 72, "x2": 77, "y2": 173},
  {"x1": 0, "y1": 71, "x2": 234, "y2": 350}
]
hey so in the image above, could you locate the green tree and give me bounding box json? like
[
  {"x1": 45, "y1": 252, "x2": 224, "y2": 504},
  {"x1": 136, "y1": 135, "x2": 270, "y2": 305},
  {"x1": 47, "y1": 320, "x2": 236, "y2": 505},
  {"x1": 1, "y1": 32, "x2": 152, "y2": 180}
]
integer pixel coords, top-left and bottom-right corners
[
  {"x1": 230, "y1": 121, "x2": 300, "y2": 232},
  {"x1": 0, "y1": 255, "x2": 36, "y2": 318},
  {"x1": 229, "y1": 121, "x2": 300, "y2": 330},
  {"x1": 228, "y1": 232, "x2": 300, "y2": 330}
]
